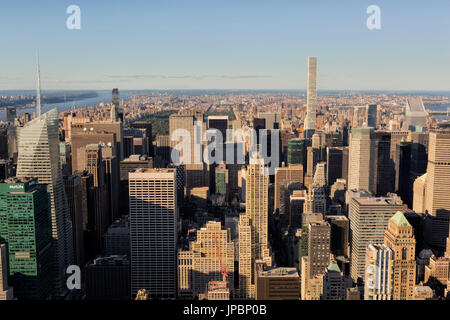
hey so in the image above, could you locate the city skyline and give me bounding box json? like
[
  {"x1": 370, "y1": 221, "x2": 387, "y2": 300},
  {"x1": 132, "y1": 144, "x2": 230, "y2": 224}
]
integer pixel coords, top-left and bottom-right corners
[
  {"x1": 1, "y1": 1, "x2": 450, "y2": 91},
  {"x1": 2, "y1": 0, "x2": 450, "y2": 306}
]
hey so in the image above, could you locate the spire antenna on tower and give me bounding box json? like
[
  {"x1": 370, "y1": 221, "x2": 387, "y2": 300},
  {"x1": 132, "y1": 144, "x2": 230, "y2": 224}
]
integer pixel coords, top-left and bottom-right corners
[{"x1": 36, "y1": 50, "x2": 42, "y2": 117}]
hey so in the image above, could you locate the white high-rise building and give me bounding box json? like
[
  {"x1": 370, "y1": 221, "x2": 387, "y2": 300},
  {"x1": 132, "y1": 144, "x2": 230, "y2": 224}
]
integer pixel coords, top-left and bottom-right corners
[
  {"x1": 16, "y1": 108, "x2": 73, "y2": 296},
  {"x1": 129, "y1": 168, "x2": 178, "y2": 299},
  {"x1": 304, "y1": 57, "x2": 317, "y2": 137},
  {"x1": 364, "y1": 244, "x2": 393, "y2": 300},
  {"x1": 349, "y1": 195, "x2": 403, "y2": 282}
]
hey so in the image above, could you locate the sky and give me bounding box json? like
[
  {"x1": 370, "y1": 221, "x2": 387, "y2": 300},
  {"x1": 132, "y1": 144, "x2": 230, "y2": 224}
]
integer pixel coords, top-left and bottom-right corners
[{"x1": 0, "y1": 0, "x2": 450, "y2": 91}]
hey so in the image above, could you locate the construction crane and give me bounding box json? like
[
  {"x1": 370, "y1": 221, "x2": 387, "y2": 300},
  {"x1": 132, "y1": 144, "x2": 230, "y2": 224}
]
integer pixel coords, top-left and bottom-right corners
[{"x1": 213, "y1": 234, "x2": 229, "y2": 282}]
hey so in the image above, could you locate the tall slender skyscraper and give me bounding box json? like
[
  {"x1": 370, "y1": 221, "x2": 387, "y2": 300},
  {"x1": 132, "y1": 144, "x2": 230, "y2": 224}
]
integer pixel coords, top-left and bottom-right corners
[
  {"x1": 245, "y1": 162, "x2": 269, "y2": 261},
  {"x1": 129, "y1": 168, "x2": 178, "y2": 299},
  {"x1": 16, "y1": 109, "x2": 73, "y2": 297},
  {"x1": 304, "y1": 57, "x2": 317, "y2": 138},
  {"x1": 238, "y1": 215, "x2": 254, "y2": 299}
]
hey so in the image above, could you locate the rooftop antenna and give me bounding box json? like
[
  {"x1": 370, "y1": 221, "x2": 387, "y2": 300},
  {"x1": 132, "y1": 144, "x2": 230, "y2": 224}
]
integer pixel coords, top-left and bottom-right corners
[{"x1": 36, "y1": 50, "x2": 41, "y2": 117}]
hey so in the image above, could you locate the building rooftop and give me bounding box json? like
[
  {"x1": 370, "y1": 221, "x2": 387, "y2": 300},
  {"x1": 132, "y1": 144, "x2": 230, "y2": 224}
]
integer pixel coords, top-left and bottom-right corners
[
  {"x1": 258, "y1": 267, "x2": 299, "y2": 278},
  {"x1": 327, "y1": 262, "x2": 341, "y2": 273},
  {"x1": 390, "y1": 211, "x2": 411, "y2": 227}
]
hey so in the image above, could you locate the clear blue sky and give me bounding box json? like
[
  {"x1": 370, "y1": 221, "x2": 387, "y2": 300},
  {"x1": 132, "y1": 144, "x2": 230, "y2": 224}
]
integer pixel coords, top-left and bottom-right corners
[{"x1": 1, "y1": 0, "x2": 450, "y2": 91}]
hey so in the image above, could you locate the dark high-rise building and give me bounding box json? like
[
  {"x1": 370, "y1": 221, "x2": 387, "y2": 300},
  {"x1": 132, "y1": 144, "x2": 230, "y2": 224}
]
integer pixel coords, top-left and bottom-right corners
[
  {"x1": 390, "y1": 131, "x2": 409, "y2": 191},
  {"x1": 6, "y1": 107, "x2": 16, "y2": 124},
  {"x1": 375, "y1": 131, "x2": 395, "y2": 196},
  {"x1": 102, "y1": 146, "x2": 120, "y2": 223},
  {"x1": 0, "y1": 160, "x2": 12, "y2": 181},
  {"x1": 0, "y1": 178, "x2": 54, "y2": 300},
  {"x1": 123, "y1": 136, "x2": 134, "y2": 159},
  {"x1": 410, "y1": 132, "x2": 429, "y2": 175},
  {"x1": 112, "y1": 88, "x2": 123, "y2": 122},
  {"x1": 326, "y1": 216, "x2": 349, "y2": 257},
  {"x1": 287, "y1": 139, "x2": 307, "y2": 167},
  {"x1": 0, "y1": 127, "x2": 8, "y2": 160},
  {"x1": 85, "y1": 255, "x2": 130, "y2": 300},
  {"x1": 207, "y1": 116, "x2": 228, "y2": 141},
  {"x1": 85, "y1": 144, "x2": 109, "y2": 255},
  {"x1": 281, "y1": 131, "x2": 297, "y2": 164},
  {"x1": 130, "y1": 121, "x2": 153, "y2": 156},
  {"x1": 105, "y1": 217, "x2": 130, "y2": 257},
  {"x1": 397, "y1": 141, "x2": 413, "y2": 208},
  {"x1": 326, "y1": 147, "x2": 344, "y2": 187},
  {"x1": 76, "y1": 171, "x2": 97, "y2": 262},
  {"x1": 63, "y1": 175, "x2": 85, "y2": 267},
  {"x1": 156, "y1": 135, "x2": 171, "y2": 166}
]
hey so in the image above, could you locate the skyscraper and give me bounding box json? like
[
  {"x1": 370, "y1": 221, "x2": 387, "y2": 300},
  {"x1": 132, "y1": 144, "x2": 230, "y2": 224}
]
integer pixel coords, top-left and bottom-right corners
[
  {"x1": 16, "y1": 109, "x2": 73, "y2": 296},
  {"x1": 348, "y1": 127, "x2": 376, "y2": 193},
  {"x1": 287, "y1": 139, "x2": 307, "y2": 167},
  {"x1": 177, "y1": 221, "x2": 234, "y2": 298},
  {"x1": 63, "y1": 175, "x2": 85, "y2": 267},
  {"x1": 384, "y1": 211, "x2": 416, "y2": 300},
  {"x1": 304, "y1": 57, "x2": 317, "y2": 138},
  {"x1": 274, "y1": 165, "x2": 303, "y2": 212},
  {"x1": 423, "y1": 128, "x2": 450, "y2": 248},
  {"x1": 349, "y1": 195, "x2": 403, "y2": 282},
  {"x1": 404, "y1": 97, "x2": 427, "y2": 131},
  {"x1": 255, "y1": 264, "x2": 300, "y2": 300},
  {"x1": 0, "y1": 244, "x2": 14, "y2": 300},
  {"x1": 374, "y1": 131, "x2": 395, "y2": 196},
  {"x1": 129, "y1": 168, "x2": 178, "y2": 299},
  {"x1": 364, "y1": 244, "x2": 393, "y2": 300},
  {"x1": 308, "y1": 221, "x2": 331, "y2": 279},
  {"x1": 238, "y1": 215, "x2": 253, "y2": 299},
  {"x1": 245, "y1": 162, "x2": 270, "y2": 262},
  {"x1": 0, "y1": 178, "x2": 54, "y2": 300},
  {"x1": 322, "y1": 262, "x2": 347, "y2": 300},
  {"x1": 365, "y1": 104, "x2": 378, "y2": 128}
]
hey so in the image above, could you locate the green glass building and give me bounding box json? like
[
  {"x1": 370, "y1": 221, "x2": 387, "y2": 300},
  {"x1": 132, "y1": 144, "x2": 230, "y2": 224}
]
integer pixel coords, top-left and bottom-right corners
[
  {"x1": 0, "y1": 178, "x2": 54, "y2": 300},
  {"x1": 287, "y1": 139, "x2": 307, "y2": 167},
  {"x1": 215, "y1": 167, "x2": 228, "y2": 199}
]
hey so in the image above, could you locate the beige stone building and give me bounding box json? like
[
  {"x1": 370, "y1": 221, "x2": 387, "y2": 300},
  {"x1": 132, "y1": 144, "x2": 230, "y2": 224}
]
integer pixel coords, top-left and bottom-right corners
[
  {"x1": 255, "y1": 264, "x2": 300, "y2": 300},
  {"x1": 274, "y1": 165, "x2": 303, "y2": 211},
  {"x1": 384, "y1": 212, "x2": 416, "y2": 300},
  {"x1": 178, "y1": 221, "x2": 234, "y2": 298},
  {"x1": 238, "y1": 215, "x2": 254, "y2": 299}
]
